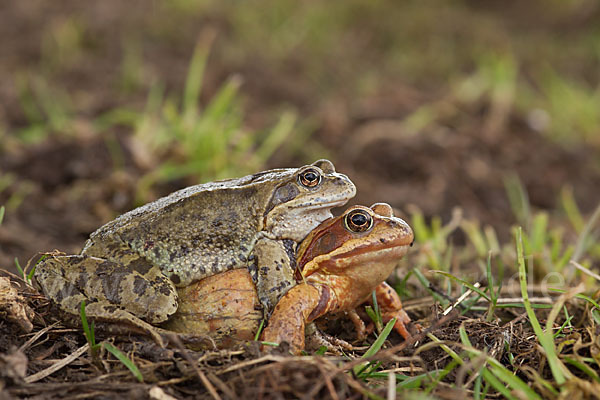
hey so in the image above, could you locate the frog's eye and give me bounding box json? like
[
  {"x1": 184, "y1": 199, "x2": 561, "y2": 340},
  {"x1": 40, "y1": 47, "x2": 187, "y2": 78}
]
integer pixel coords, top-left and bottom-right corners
[
  {"x1": 344, "y1": 209, "x2": 373, "y2": 233},
  {"x1": 298, "y1": 168, "x2": 322, "y2": 188}
]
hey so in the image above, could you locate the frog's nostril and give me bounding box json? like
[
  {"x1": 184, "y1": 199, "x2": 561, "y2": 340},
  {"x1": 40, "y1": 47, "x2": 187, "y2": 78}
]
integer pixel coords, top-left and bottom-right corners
[{"x1": 410, "y1": 240, "x2": 414, "y2": 247}]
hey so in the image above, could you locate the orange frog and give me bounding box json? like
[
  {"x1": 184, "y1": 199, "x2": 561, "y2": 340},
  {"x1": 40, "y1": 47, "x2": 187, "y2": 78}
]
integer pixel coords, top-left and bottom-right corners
[
  {"x1": 262, "y1": 203, "x2": 414, "y2": 353},
  {"x1": 166, "y1": 203, "x2": 414, "y2": 352}
]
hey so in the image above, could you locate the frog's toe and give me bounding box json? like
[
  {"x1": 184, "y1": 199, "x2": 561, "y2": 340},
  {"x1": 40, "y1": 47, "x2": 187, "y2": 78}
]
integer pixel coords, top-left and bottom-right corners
[
  {"x1": 304, "y1": 322, "x2": 353, "y2": 355},
  {"x1": 391, "y1": 309, "x2": 420, "y2": 340}
]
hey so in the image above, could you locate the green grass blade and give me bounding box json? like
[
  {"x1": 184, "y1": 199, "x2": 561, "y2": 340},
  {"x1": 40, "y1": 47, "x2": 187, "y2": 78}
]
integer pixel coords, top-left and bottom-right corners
[
  {"x1": 396, "y1": 370, "x2": 444, "y2": 389},
  {"x1": 363, "y1": 318, "x2": 396, "y2": 359},
  {"x1": 548, "y1": 289, "x2": 600, "y2": 310},
  {"x1": 102, "y1": 342, "x2": 143, "y2": 382},
  {"x1": 14, "y1": 258, "x2": 24, "y2": 280},
  {"x1": 572, "y1": 202, "x2": 600, "y2": 263},
  {"x1": 504, "y1": 174, "x2": 531, "y2": 228},
  {"x1": 530, "y1": 212, "x2": 548, "y2": 253},
  {"x1": 427, "y1": 332, "x2": 519, "y2": 398},
  {"x1": 485, "y1": 252, "x2": 497, "y2": 321},
  {"x1": 560, "y1": 187, "x2": 584, "y2": 232},
  {"x1": 183, "y1": 40, "x2": 209, "y2": 115},
  {"x1": 412, "y1": 268, "x2": 447, "y2": 305},
  {"x1": 424, "y1": 359, "x2": 459, "y2": 393},
  {"x1": 0, "y1": 205, "x2": 4, "y2": 225},
  {"x1": 353, "y1": 318, "x2": 396, "y2": 376},
  {"x1": 254, "y1": 319, "x2": 265, "y2": 341},
  {"x1": 459, "y1": 325, "x2": 542, "y2": 400},
  {"x1": 254, "y1": 111, "x2": 296, "y2": 162},
  {"x1": 461, "y1": 220, "x2": 488, "y2": 257},
  {"x1": 516, "y1": 227, "x2": 567, "y2": 385},
  {"x1": 431, "y1": 270, "x2": 491, "y2": 302},
  {"x1": 79, "y1": 300, "x2": 96, "y2": 348},
  {"x1": 27, "y1": 263, "x2": 37, "y2": 283},
  {"x1": 563, "y1": 357, "x2": 600, "y2": 383}
]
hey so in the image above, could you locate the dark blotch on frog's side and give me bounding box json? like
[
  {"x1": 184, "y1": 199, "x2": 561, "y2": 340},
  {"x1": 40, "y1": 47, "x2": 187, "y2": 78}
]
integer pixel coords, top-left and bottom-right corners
[
  {"x1": 75, "y1": 269, "x2": 89, "y2": 292},
  {"x1": 52, "y1": 281, "x2": 77, "y2": 303},
  {"x1": 170, "y1": 274, "x2": 181, "y2": 285},
  {"x1": 95, "y1": 260, "x2": 116, "y2": 275},
  {"x1": 103, "y1": 305, "x2": 119, "y2": 313},
  {"x1": 154, "y1": 279, "x2": 172, "y2": 296},
  {"x1": 133, "y1": 275, "x2": 150, "y2": 296},
  {"x1": 129, "y1": 258, "x2": 153, "y2": 275},
  {"x1": 268, "y1": 279, "x2": 290, "y2": 294},
  {"x1": 248, "y1": 258, "x2": 259, "y2": 283},
  {"x1": 102, "y1": 271, "x2": 125, "y2": 304},
  {"x1": 282, "y1": 239, "x2": 297, "y2": 272}
]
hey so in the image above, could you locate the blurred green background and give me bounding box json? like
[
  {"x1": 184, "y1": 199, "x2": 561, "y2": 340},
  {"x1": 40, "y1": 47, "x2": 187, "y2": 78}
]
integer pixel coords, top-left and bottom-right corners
[{"x1": 0, "y1": 0, "x2": 599, "y2": 270}]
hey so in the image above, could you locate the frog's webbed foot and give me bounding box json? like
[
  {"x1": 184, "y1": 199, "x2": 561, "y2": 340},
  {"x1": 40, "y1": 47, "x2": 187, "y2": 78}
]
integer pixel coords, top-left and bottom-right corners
[{"x1": 304, "y1": 322, "x2": 354, "y2": 355}]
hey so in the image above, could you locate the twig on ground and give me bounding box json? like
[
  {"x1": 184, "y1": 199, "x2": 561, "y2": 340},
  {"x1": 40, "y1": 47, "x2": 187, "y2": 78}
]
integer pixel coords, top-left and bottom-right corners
[
  {"x1": 24, "y1": 343, "x2": 89, "y2": 383},
  {"x1": 167, "y1": 333, "x2": 221, "y2": 400},
  {"x1": 19, "y1": 322, "x2": 60, "y2": 353}
]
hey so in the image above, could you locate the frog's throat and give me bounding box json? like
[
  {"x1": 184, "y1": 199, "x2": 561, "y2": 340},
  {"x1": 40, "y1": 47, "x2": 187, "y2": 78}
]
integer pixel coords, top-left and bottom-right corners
[{"x1": 264, "y1": 208, "x2": 335, "y2": 242}]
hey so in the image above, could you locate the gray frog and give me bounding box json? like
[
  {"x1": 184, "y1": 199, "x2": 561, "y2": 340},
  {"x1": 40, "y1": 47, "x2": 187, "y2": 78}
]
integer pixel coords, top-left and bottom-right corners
[{"x1": 35, "y1": 160, "x2": 356, "y2": 345}]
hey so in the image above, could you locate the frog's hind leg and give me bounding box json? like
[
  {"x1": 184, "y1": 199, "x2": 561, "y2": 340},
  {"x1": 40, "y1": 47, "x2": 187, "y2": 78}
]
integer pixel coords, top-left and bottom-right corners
[
  {"x1": 35, "y1": 254, "x2": 176, "y2": 347},
  {"x1": 35, "y1": 255, "x2": 92, "y2": 316}
]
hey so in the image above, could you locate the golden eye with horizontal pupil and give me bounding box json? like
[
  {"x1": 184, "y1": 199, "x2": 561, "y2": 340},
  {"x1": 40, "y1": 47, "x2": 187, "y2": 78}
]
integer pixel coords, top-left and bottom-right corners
[
  {"x1": 298, "y1": 168, "x2": 321, "y2": 188},
  {"x1": 344, "y1": 209, "x2": 373, "y2": 233}
]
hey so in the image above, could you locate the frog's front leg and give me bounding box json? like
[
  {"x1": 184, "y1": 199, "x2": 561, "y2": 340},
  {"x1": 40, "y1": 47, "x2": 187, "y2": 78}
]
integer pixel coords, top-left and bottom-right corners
[
  {"x1": 251, "y1": 238, "x2": 297, "y2": 316},
  {"x1": 35, "y1": 254, "x2": 178, "y2": 346},
  {"x1": 372, "y1": 282, "x2": 412, "y2": 339},
  {"x1": 262, "y1": 283, "x2": 333, "y2": 354}
]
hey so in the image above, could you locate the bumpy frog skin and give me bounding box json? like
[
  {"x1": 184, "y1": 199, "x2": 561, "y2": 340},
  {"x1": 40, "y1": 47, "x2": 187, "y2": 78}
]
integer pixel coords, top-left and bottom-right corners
[
  {"x1": 167, "y1": 203, "x2": 414, "y2": 353},
  {"x1": 262, "y1": 203, "x2": 414, "y2": 353},
  {"x1": 35, "y1": 160, "x2": 356, "y2": 345}
]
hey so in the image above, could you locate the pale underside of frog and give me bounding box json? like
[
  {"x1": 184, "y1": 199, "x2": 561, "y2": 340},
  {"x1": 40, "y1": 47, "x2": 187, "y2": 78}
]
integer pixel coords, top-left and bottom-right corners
[
  {"x1": 35, "y1": 160, "x2": 356, "y2": 346},
  {"x1": 166, "y1": 203, "x2": 415, "y2": 354}
]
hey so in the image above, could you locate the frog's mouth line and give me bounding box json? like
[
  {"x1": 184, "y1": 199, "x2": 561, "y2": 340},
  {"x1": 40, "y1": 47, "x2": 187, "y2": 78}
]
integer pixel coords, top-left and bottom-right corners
[
  {"x1": 292, "y1": 198, "x2": 350, "y2": 210},
  {"x1": 336, "y1": 241, "x2": 413, "y2": 260}
]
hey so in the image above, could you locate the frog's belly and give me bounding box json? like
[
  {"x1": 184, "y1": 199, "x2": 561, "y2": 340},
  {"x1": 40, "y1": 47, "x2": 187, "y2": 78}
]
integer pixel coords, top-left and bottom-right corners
[{"x1": 164, "y1": 269, "x2": 262, "y2": 348}]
